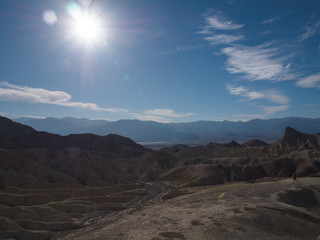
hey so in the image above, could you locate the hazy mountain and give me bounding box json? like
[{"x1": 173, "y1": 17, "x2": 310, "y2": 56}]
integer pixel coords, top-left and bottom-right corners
[
  {"x1": 16, "y1": 117, "x2": 107, "y2": 135},
  {"x1": 15, "y1": 116, "x2": 320, "y2": 144}
]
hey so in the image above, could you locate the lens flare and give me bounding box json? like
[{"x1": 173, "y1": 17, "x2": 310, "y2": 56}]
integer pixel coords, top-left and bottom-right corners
[
  {"x1": 79, "y1": 0, "x2": 92, "y2": 7},
  {"x1": 43, "y1": 10, "x2": 58, "y2": 25},
  {"x1": 66, "y1": 1, "x2": 82, "y2": 19}
]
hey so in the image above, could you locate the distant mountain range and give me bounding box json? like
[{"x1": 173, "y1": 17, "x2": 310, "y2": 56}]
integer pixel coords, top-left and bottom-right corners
[{"x1": 14, "y1": 116, "x2": 320, "y2": 145}]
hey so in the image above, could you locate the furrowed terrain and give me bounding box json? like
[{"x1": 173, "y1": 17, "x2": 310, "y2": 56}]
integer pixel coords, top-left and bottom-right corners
[{"x1": 0, "y1": 116, "x2": 320, "y2": 239}]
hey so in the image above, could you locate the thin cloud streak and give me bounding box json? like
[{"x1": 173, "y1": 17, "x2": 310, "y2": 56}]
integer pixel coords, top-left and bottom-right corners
[
  {"x1": 226, "y1": 84, "x2": 290, "y2": 104},
  {"x1": 296, "y1": 73, "x2": 320, "y2": 89},
  {"x1": 199, "y1": 11, "x2": 244, "y2": 46},
  {"x1": 226, "y1": 84, "x2": 263, "y2": 100},
  {"x1": 205, "y1": 14, "x2": 244, "y2": 30},
  {"x1": 13, "y1": 114, "x2": 46, "y2": 119},
  {"x1": 233, "y1": 105, "x2": 289, "y2": 121},
  {"x1": 221, "y1": 44, "x2": 294, "y2": 81},
  {"x1": 205, "y1": 34, "x2": 244, "y2": 45},
  {"x1": 144, "y1": 108, "x2": 194, "y2": 118},
  {"x1": 232, "y1": 114, "x2": 265, "y2": 122},
  {"x1": 261, "y1": 17, "x2": 278, "y2": 24},
  {"x1": 0, "y1": 82, "x2": 126, "y2": 113},
  {"x1": 133, "y1": 114, "x2": 172, "y2": 123},
  {"x1": 263, "y1": 105, "x2": 290, "y2": 115},
  {"x1": 133, "y1": 108, "x2": 195, "y2": 123},
  {"x1": 300, "y1": 20, "x2": 320, "y2": 41}
]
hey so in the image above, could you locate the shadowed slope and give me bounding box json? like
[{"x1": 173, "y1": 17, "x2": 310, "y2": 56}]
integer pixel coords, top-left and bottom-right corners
[
  {"x1": 271, "y1": 127, "x2": 320, "y2": 152},
  {"x1": 0, "y1": 116, "x2": 147, "y2": 158}
]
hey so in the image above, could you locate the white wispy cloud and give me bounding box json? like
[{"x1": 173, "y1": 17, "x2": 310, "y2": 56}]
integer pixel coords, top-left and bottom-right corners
[
  {"x1": 133, "y1": 108, "x2": 195, "y2": 123},
  {"x1": 221, "y1": 44, "x2": 294, "y2": 81},
  {"x1": 232, "y1": 114, "x2": 265, "y2": 121},
  {"x1": 261, "y1": 17, "x2": 278, "y2": 24},
  {"x1": 198, "y1": 11, "x2": 244, "y2": 45},
  {"x1": 14, "y1": 114, "x2": 46, "y2": 119},
  {"x1": 300, "y1": 20, "x2": 320, "y2": 41},
  {"x1": 134, "y1": 114, "x2": 172, "y2": 123},
  {"x1": 233, "y1": 105, "x2": 289, "y2": 121},
  {"x1": 0, "y1": 82, "x2": 127, "y2": 113},
  {"x1": 296, "y1": 73, "x2": 320, "y2": 89},
  {"x1": 226, "y1": 84, "x2": 290, "y2": 104},
  {"x1": 263, "y1": 90, "x2": 290, "y2": 104},
  {"x1": 204, "y1": 13, "x2": 244, "y2": 30},
  {"x1": 144, "y1": 108, "x2": 194, "y2": 118},
  {"x1": 204, "y1": 34, "x2": 244, "y2": 45},
  {"x1": 262, "y1": 105, "x2": 289, "y2": 115},
  {"x1": 226, "y1": 84, "x2": 263, "y2": 100}
]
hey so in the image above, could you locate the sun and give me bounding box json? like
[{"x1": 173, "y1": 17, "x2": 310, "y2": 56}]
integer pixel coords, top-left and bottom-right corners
[
  {"x1": 70, "y1": 13, "x2": 104, "y2": 45},
  {"x1": 65, "y1": 1, "x2": 107, "y2": 47},
  {"x1": 72, "y1": 14, "x2": 102, "y2": 41}
]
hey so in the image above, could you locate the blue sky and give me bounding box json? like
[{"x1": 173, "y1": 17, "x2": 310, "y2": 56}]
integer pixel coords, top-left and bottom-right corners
[{"x1": 0, "y1": 0, "x2": 320, "y2": 122}]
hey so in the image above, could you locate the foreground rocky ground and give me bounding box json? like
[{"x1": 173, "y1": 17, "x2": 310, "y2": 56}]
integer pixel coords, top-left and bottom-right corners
[{"x1": 53, "y1": 178, "x2": 320, "y2": 240}]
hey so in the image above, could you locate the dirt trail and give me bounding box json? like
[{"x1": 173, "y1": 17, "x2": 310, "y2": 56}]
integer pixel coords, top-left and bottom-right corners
[{"x1": 52, "y1": 181, "x2": 176, "y2": 240}]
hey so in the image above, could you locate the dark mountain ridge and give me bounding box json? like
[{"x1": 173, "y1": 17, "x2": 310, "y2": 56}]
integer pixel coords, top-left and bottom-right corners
[
  {"x1": 0, "y1": 116, "x2": 147, "y2": 158},
  {"x1": 280, "y1": 126, "x2": 320, "y2": 149}
]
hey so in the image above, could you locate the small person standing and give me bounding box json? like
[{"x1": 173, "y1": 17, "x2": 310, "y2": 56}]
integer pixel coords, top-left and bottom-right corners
[{"x1": 292, "y1": 172, "x2": 298, "y2": 183}]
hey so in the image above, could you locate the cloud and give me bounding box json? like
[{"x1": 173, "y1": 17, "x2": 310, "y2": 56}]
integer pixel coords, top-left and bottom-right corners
[
  {"x1": 204, "y1": 34, "x2": 244, "y2": 45},
  {"x1": 261, "y1": 17, "x2": 278, "y2": 24},
  {"x1": 300, "y1": 20, "x2": 320, "y2": 41},
  {"x1": 144, "y1": 108, "x2": 194, "y2": 118},
  {"x1": 263, "y1": 90, "x2": 290, "y2": 104},
  {"x1": 133, "y1": 108, "x2": 195, "y2": 123},
  {"x1": 199, "y1": 11, "x2": 244, "y2": 45},
  {"x1": 226, "y1": 84, "x2": 263, "y2": 100},
  {"x1": 232, "y1": 114, "x2": 265, "y2": 121},
  {"x1": 204, "y1": 13, "x2": 244, "y2": 30},
  {"x1": 305, "y1": 103, "x2": 320, "y2": 107},
  {"x1": 296, "y1": 73, "x2": 320, "y2": 89},
  {"x1": 221, "y1": 44, "x2": 294, "y2": 81},
  {"x1": 226, "y1": 84, "x2": 290, "y2": 104},
  {"x1": 232, "y1": 105, "x2": 289, "y2": 121},
  {"x1": 199, "y1": 12, "x2": 293, "y2": 81},
  {"x1": 226, "y1": 84, "x2": 290, "y2": 118},
  {"x1": 262, "y1": 105, "x2": 289, "y2": 115},
  {"x1": 14, "y1": 114, "x2": 46, "y2": 119},
  {"x1": 134, "y1": 114, "x2": 172, "y2": 123},
  {"x1": 0, "y1": 82, "x2": 126, "y2": 113}
]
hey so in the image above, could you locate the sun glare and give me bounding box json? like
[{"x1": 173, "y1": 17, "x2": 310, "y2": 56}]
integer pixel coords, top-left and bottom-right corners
[
  {"x1": 66, "y1": 2, "x2": 106, "y2": 46},
  {"x1": 71, "y1": 14, "x2": 103, "y2": 43}
]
